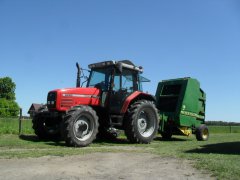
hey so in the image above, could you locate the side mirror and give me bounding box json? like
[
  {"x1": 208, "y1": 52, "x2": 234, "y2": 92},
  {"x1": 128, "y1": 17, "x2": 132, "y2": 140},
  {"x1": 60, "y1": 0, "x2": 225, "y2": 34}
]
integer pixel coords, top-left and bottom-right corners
[{"x1": 116, "y1": 62, "x2": 123, "y2": 73}]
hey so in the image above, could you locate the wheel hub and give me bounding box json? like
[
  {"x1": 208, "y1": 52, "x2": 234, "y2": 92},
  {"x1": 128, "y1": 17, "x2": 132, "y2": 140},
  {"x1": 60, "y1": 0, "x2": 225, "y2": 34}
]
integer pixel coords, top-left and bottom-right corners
[
  {"x1": 75, "y1": 120, "x2": 88, "y2": 137},
  {"x1": 137, "y1": 110, "x2": 155, "y2": 138},
  {"x1": 138, "y1": 119, "x2": 147, "y2": 131},
  {"x1": 73, "y1": 116, "x2": 93, "y2": 141},
  {"x1": 202, "y1": 129, "x2": 209, "y2": 139}
]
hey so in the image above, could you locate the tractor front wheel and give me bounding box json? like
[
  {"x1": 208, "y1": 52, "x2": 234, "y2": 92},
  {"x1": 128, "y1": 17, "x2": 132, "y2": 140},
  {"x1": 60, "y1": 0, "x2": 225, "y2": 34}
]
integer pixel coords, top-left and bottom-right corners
[
  {"x1": 124, "y1": 100, "x2": 159, "y2": 144},
  {"x1": 62, "y1": 106, "x2": 99, "y2": 147}
]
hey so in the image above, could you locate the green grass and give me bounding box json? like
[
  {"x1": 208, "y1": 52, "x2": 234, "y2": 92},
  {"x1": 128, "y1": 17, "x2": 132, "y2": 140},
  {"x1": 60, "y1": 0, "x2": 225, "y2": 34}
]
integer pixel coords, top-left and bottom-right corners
[
  {"x1": 0, "y1": 118, "x2": 240, "y2": 179},
  {"x1": 0, "y1": 118, "x2": 33, "y2": 134},
  {"x1": 1, "y1": 118, "x2": 240, "y2": 135},
  {"x1": 150, "y1": 134, "x2": 240, "y2": 180},
  {"x1": 208, "y1": 125, "x2": 240, "y2": 133}
]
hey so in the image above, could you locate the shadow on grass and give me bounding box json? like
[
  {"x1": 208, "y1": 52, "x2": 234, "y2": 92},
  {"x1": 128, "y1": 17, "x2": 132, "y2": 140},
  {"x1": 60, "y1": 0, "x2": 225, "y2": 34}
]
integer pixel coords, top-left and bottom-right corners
[
  {"x1": 94, "y1": 137, "x2": 131, "y2": 145},
  {"x1": 19, "y1": 134, "x2": 41, "y2": 142},
  {"x1": 154, "y1": 136, "x2": 189, "y2": 142},
  {"x1": 19, "y1": 134, "x2": 131, "y2": 146},
  {"x1": 185, "y1": 142, "x2": 240, "y2": 155},
  {"x1": 19, "y1": 134, "x2": 65, "y2": 146}
]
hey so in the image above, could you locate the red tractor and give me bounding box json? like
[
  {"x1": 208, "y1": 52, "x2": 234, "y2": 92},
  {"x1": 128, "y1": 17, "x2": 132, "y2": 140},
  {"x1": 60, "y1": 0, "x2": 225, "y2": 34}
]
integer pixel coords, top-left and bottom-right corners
[{"x1": 33, "y1": 60, "x2": 159, "y2": 147}]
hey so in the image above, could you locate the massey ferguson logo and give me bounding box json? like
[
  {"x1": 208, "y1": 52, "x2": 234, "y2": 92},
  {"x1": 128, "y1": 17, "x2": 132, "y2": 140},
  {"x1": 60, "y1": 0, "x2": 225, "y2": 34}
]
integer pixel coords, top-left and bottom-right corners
[{"x1": 62, "y1": 94, "x2": 99, "y2": 99}]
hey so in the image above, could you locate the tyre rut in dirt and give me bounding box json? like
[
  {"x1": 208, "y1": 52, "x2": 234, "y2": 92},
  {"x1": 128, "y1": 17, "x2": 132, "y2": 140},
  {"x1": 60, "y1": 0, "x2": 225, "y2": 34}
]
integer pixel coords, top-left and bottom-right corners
[
  {"x1": 124, "y1": 100, "x2": 159, "y2": 143},
  {"x1": 62, "y1": 106, "x2": 99, "y2": 147},
  {"x1": 196, "y1": 124, "x2": 209, "y2": 141}
]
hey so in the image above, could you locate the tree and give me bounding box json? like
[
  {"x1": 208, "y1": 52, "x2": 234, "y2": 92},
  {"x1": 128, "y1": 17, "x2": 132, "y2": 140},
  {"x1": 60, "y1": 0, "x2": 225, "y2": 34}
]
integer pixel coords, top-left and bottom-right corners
[
  {"x1": 0, "y1": 77, "x2": 16, "y2": 100},
  {"x1": 0, "y1": 98, "x2": 19, "y2": 117},
  {"x1": 0, "y1": 77, "x2": 19, "y2": 117}
]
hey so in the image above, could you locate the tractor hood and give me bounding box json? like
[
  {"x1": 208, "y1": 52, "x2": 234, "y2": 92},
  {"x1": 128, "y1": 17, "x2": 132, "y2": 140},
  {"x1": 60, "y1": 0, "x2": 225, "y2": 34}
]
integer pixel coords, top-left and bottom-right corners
[{"x1": 47, "y1": 87, "x2": 101, "y2": 111}]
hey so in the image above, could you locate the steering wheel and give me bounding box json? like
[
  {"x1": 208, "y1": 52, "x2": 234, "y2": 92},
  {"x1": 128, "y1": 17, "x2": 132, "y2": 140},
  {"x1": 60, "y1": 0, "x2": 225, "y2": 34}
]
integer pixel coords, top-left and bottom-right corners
[{"x1": 94, "y1": 81, "x2": 105, "y2": 90}]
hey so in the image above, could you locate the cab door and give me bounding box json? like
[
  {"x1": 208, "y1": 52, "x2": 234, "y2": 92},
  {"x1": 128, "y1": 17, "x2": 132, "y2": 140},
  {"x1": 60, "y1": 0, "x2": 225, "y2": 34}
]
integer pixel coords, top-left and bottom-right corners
[{"x1": 109, "y1": 69, "x2": 138, "y2": 114}]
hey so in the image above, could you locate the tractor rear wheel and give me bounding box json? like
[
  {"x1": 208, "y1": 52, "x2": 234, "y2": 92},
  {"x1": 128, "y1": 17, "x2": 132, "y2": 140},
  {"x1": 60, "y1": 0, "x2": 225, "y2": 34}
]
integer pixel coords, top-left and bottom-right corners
[
  {"x1": 32, "y1": 107, "x2": 60, "y2": 140},
  {"x1": 196, "y1": 124, "x2": 209, "y2": 141},
  {"x1": 61, "y1": 106, "x2": 99, "y2": 147},
  {"x1": 124, "y1": 100, "x2": 159, "y2": 144}
]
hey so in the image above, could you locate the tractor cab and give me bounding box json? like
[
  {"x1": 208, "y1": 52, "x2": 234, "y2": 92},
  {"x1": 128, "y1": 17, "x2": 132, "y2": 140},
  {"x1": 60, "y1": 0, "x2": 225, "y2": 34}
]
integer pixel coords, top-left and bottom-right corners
[
  {"x1": 87, "y1": 60, "x2": 150, "y2": 114},
  {"x1": 87, "y1": 60, "x2": 146, "y2": 91}
]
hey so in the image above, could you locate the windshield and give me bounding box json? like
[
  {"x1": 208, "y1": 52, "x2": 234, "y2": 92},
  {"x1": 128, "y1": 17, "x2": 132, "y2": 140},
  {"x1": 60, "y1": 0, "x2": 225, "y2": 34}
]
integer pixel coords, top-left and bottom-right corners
[
  {"x1": 113, "y1": 69, "x2": 139, "y2": 92},
  {"x1": 87, "y1": 68, "x2": 111, "y2": 91},
  {"x1": 87, "y1": 67, "x2": 149, "y2": 92}
]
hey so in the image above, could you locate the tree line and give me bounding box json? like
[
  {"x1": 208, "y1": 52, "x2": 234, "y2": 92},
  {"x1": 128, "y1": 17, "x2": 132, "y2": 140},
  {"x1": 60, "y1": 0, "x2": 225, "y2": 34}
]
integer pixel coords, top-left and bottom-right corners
[
  {"x1": 0, "y1": 77, "x2": 19, "y2": 117},
  {"x1": 206, "y1": 121, "x2": 240, "y2": 126}
]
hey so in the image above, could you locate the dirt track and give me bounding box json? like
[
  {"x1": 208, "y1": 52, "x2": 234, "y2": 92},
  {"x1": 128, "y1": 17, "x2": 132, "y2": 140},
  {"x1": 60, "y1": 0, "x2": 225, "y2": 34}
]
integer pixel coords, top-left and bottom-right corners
[{"x1": 0, "y1": 152, "x2": 214, "y2": 180}]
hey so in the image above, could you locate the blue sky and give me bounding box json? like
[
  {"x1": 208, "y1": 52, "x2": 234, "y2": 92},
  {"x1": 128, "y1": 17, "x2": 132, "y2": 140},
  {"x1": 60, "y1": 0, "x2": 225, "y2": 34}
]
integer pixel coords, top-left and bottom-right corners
[{"x1": 0, "y1": 0, "x2": 240, "y2": 121}]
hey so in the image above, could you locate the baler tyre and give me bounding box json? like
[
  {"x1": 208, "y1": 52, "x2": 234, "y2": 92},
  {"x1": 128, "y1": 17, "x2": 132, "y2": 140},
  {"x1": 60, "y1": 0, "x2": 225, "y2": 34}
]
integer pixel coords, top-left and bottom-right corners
[
  {"x1": 32, "y1": 109, "x2": 60, "y2": 140},
  {"x1": 124, "y1": 100, "x2": 159, "y2": 144},
  {"x1": 62, "y1": 106, "x2": 99, "y2": 147},
  {"x1": 196, "y1": 124, "x2": 209, "y2": 141}
]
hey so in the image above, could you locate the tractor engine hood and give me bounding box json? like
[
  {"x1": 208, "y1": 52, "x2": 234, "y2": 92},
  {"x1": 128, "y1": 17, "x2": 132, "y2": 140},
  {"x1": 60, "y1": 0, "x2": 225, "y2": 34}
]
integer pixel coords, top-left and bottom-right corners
[{"x1": 47, "y1": 87, "x2": 101, "y2": 111}]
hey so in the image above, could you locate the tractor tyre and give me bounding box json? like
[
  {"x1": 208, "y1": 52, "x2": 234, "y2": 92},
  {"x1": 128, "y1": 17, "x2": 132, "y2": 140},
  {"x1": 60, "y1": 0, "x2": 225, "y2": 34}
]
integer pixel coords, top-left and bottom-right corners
[
  {"x1": 196, "y1": 124, "x2": 209, "y2": 141},
  {"x1": 32, "y1": 107, "x2": 60, "y2": 140},
  {"x1": 124, "y1": 100, "x2": 159, "y2": 144},
  {"x1": 61, "y1": 106, "x2": 99, "y2": 147}
]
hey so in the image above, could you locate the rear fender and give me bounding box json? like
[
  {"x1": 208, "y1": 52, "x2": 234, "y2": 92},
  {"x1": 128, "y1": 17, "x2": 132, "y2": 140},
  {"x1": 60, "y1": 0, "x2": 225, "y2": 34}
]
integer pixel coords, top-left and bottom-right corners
[{"x1": 121, "y1": 91, "x2": 156, "y2": 114}]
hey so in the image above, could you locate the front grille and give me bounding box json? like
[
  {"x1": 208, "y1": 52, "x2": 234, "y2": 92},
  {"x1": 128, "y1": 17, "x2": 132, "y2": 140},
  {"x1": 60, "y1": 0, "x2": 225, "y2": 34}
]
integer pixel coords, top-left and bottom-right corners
[
  {"x1": 47, "y1": 91, "x2": 57, "y2": 108},
  {"x1": 61, "y1": 98, "x2": 73, "y2": 108}
]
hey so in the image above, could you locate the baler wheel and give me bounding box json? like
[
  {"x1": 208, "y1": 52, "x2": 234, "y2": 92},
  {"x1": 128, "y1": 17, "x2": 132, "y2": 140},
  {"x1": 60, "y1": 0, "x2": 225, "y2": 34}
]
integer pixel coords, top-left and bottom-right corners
[
  {"x1": 196, "y1": 124, "x2": 209, "y2": 141},
  {"x1": 124, "y1": 100, "x2": 159, "y2": 144}
]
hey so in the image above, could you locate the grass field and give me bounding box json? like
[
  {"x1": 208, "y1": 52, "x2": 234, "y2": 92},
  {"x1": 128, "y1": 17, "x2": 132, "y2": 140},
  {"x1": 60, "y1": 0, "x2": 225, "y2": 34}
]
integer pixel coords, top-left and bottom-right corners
[
  {"x1": 1, "y1": 118, "x2": 240, "y2": 135},
  {"x1": 208, "y1": 125, "x2": 240, "y2": 133},
  {"x1": 0, "y1": 118, "x2": 240, "y2": 179},
  {"x1": 0, "y1": 118, "x2": 33, "y2": 134}
]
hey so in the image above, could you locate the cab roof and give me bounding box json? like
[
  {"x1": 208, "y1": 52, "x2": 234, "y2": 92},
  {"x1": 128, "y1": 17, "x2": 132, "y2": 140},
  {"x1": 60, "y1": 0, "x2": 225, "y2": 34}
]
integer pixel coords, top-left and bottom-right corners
[{"x1": 88, "y1": 60, "x2": 143, "y2": 73}]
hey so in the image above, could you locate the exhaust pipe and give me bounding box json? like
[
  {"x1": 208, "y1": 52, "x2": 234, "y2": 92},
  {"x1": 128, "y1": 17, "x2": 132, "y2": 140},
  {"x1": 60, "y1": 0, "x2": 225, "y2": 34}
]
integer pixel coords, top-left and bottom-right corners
[{"x1": 76, "y1": 62, "x2": 81, "y2": 87}]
